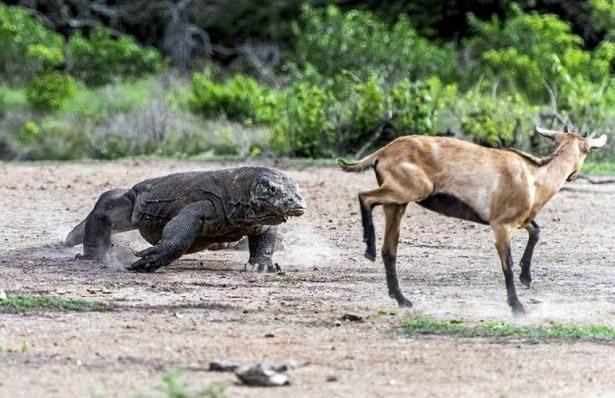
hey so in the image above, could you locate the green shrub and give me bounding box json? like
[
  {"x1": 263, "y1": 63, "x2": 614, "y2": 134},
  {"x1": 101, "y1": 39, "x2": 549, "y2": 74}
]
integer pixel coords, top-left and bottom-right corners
[
  {"x1": 283, "y1": 81, "x2": 336, "y2": 158},
  {"x1": 66, "y1": 27, "x2": 164, "y2": 86},
  {"x1": 458, "y1": 87, "x2": 537, "y2": 147},
  {"x1": 465, "y1": 7, "x2": 613, "y2": 102},
  {"x1": 352, "y1": 75, "x2": 387, "y2": 142},
  {"x1": 390, "y1": 77, "x2": 457, "y2": 135},
  {"x1": 0, "y1": 4, "x2": 64, "y2": 83},
  {"x1": 26, "y1": 72, "x2": 76, "y2": 110},
  {"x1": 62, "y1": 77, "x2": 156, "y2": 119},
  {"x1": 9, "y1": 117, "x2": 89, "y2": 160},
  {"x1": 26, "y1": 43, "x2": 64, "y2": 68},
  {"x1": 290, "y1": 4, "x2": 457, "y2": 82},
  {"x1": 188, "y1": 73, "x2": 282, "y2": 125}
]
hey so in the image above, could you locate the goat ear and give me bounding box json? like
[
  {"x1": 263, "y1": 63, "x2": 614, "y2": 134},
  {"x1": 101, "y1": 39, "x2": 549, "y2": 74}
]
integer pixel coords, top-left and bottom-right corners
[
  {"x1": 585, "y1": 134, "x2": 608, "y2": 151},
  {"x1": 535, "y1": 125, "x2": 565, "y2": 141}
]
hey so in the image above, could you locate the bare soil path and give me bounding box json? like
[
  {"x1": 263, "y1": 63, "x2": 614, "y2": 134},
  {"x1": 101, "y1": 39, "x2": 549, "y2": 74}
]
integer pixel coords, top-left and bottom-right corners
[{"x1": 1, "y1": 160, "x2": 614, "y2": 397}]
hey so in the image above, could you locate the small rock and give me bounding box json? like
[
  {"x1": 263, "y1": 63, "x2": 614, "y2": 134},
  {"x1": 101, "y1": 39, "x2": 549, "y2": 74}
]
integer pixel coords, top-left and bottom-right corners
[
  {"x1": 209, "y1": 361, "x2": 239, "y2": 372},
  {"x1": 528, "y1": 298, "x2": 542, "y2": 304},
  {"x1": 265, "y1": 333, "x2": 275, "y2": 338},
  {"x1": 0, "y1": 289, "x2": 6, "y2": 300},
  {"x1": 235, "y1": 364, "x2": 290, "y2": 386},
  {"x1": 335, "y1": 320, "x2": 342, "y2": 327},
  {"x1": 326, "y1": 375, "x2": 338, "y2": 382},
  {"x1": 340, "y1": 313, "x2": 363, "y2": 322}
]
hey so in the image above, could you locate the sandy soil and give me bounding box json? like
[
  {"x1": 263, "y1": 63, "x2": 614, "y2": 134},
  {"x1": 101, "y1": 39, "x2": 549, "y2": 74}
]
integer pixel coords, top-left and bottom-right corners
[{"x1": 0, "y1": 160, "x2": 614, "y2": 397}]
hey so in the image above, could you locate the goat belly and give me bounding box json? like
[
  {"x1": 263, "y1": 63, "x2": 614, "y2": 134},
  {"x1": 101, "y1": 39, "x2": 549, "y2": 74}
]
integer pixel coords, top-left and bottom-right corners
[{"x1": 416, "y1": 193, "x2": 489, "y2": 225}]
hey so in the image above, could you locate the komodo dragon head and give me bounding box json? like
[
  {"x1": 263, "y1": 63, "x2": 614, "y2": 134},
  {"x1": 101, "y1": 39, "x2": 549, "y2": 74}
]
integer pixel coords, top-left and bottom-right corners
[{"x1": 249, "y1": 169, "x2": 306, "y2": 224}]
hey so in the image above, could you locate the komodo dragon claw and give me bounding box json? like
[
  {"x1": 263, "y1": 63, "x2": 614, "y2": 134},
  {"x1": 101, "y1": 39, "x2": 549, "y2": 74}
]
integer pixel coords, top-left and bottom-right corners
[{"x1": 126, "y1": 246, "x2": 169, "y2": 273}]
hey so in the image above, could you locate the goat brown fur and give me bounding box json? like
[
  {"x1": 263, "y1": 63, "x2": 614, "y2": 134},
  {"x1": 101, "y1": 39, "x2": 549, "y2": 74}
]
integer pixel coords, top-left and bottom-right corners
[{"x1": 338, "y1": 128, "x2": 608, "y2": 315}]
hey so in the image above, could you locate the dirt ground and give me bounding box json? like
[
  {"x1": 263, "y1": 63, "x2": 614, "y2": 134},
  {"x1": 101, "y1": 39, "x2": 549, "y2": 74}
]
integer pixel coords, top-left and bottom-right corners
[{"x1": 1, "y1": 160, "x2": 614, "y2": 398}]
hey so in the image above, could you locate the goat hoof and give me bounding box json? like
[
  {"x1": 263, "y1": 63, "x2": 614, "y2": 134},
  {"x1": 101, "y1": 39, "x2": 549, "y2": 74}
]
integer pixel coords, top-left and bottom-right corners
[
  {"x1": 511, "y1": 303, "x2": 526, "y2": 317},
  {"x1": 396, "y1": 297, "x2": 413, "y2": 308},
  {"x1": 519, "y1": 274, "x2": 532, "y2": 288},
  {"x1": 364, "y1": 248, "x2": 376, "y2": 262}
]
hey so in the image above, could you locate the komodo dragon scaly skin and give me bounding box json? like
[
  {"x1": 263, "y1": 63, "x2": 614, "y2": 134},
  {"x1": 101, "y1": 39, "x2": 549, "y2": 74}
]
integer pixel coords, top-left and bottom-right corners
[{"x1": 64, "y1": 167, "x2": 306, "y2": 273}]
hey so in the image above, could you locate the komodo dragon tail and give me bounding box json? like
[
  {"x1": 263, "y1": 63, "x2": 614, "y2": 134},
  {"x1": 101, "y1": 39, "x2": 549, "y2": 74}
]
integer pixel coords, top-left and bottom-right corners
[
  {"x1": 336, "y1": 149, "x2": 381, "y2": 172},
  {"x1": 64, "y1": 219, "x2": 86, "y2": 247}
]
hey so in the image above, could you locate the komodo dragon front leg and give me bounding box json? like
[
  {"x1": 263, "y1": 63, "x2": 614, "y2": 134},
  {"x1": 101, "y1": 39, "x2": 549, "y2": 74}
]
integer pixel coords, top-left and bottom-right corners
[
  {"x1": 127, "y1": 201, "x2": 218, "y2": 273},
  {"x1": 247, "y1": 227, "x2": 280, "y2": 273}
]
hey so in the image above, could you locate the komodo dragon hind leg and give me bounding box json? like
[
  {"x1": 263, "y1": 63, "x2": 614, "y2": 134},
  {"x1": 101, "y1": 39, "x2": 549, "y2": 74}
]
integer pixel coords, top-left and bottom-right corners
[
  {"x1": 246, "y1": 227, "x2": 280, "y2": 273},
  {"x1": 78, "y1": 189, "x2": 134, "y2": 262}
]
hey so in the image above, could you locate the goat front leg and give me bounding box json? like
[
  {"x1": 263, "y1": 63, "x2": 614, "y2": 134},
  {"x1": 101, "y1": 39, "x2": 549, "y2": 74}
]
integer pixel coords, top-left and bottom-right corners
[
  {"x1": 382, "y1": 204, "x2": 412, "y2": 307},
  {"x1": 519, "y1": 221, "x2": 540, "y2": 288},
  {"x1": 492, "y1": 225, "x2": 525, "y2": 316}
]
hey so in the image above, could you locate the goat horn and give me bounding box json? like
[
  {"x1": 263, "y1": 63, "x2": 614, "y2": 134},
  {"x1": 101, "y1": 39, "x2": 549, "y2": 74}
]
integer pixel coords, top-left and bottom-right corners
[
  {"x1": 586, "y1": 134, "x2": 608, "y2": 150},
  {"x1": 534, "y1": 125, "x2": 564, "y2": 140}
]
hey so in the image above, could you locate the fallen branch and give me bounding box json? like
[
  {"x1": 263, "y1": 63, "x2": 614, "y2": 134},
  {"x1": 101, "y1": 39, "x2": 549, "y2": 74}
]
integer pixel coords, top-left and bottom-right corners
[
  {"x1": 560, "y1": 187, "x2": 615, "y2": 194},
  {"x1": 577, "y1": 175, "x2": 615, "y2": 184}
]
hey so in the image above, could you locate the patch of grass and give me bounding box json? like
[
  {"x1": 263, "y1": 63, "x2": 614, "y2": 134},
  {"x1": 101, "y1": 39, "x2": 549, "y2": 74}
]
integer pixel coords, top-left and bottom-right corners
[
  {"x1": 274, "y1": 272, "x2": 298, "y2": 284},
  {"x1": 404, "y1": 317, "x2": 615, "y2": 341},
  {"x1": 0, "y1": 85, "x2": 28, "y2": 109},
  {"x1": 61, "y1": 77, "x2": 157, "y2": 119},
  {"x1": 136, "y1": 369, "x2": 228, "y2": 398},
  {"x1": 375, "y1": 308, "x2": 398, "y2": 316},
  {"x1": 0, "y1": 293, "x2": 110, "y2": 313},
  {"x1": 582, "y1": 160, "x2": 615, "y2": 176},
  {"x1": 0, "y1": 341, "x2": 29, "y2": 354}
]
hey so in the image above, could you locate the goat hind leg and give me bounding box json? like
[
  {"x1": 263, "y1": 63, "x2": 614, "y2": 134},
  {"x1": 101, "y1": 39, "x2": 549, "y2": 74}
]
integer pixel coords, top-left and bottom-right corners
[
  {"x1": 382, "y1": 204, "x2": 411, "y2": 307},
  {"x1": 358, "y1": 194, "x2": 377, "y2": 261},
  {"x1": 493, "y1": 225, "x2": 525, "y2": 316},
  {"x1": 519, "y1": 221, "x2": 540, "y2": 288},
  {"x1": 358, "y1": 185, "x2": 416, "y2": 262}
]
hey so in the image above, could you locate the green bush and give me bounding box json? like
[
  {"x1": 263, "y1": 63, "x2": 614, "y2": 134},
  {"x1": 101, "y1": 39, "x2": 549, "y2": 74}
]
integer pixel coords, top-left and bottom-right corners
[
  {"x1": 11, "y1": 118, "x2": 89, "y2": 160},
  {"x1": 62, "y1": 77, "x2": 156, "y2": 119},
  {"x1": 189, "y1": 73, "x2": 282, "y2": 125},
  {"x1": 26, "y1": 72, "x2": 76, "y2": 110},
  {"x1": 465, "y1": 7, "x2": 614, "y2": 102},
  {"x1": 66, "y1": 27, "x2": 164, "y2": 86},
  {"x1": 458, "y1": 86, "x2": 537, "y2": 147},
  {"x1": 0, "y1": 4, "x2": 64, "y2": 83},
  {"x1": 290, "y1": 4, "x2": 457, "y2": 82},
  {"x1": 282, "y1": 81, "x2": 336, "y2": 157},
  {"x1": 556, "y1": 74, "x2": 615, "y2": 135},
  {"x1": 390, "y1": 77, "x2": 457, "y2": 135}
]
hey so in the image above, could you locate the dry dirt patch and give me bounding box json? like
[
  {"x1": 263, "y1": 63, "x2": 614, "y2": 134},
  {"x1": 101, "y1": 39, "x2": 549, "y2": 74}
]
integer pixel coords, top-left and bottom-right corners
[{"x1": 0, "y1": 160, "x2": 614, "y2": 397}]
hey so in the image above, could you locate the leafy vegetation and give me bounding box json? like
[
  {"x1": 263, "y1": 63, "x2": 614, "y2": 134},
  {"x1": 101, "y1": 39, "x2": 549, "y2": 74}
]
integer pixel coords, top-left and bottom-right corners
[
  {"x1": 0, "y1": 2, "x2": 614, "y2": 168},
  {"x1": 289, "y1": 4, "x2": 458, "y2": 82},
  {"x1": 0, "y1": 293, "x2": 110, "y2": 312},
  {"x1": 404, "y1": 317, "x2": 615, "y2": 341},
  {"x1": 66, "y1": 28, "x2": 164, "y2": 86},
  {"x1": 26, "y1": 72, "x2": 76, "y2": 111}
]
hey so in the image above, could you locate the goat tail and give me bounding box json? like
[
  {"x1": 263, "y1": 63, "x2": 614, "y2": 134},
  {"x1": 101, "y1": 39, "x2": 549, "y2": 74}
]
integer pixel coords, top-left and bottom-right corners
[{"x1": 336, "y1": 150, "x2": 380, "y2": 173}]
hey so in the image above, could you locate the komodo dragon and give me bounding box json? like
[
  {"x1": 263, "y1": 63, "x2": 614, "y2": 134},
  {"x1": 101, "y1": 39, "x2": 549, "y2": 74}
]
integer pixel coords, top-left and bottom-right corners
[{"x1": 64, "y1": 167, "x2": 306, "y2": 273}]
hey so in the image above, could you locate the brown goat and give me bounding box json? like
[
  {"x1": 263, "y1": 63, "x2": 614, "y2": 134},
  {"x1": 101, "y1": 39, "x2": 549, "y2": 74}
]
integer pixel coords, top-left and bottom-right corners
[{"x1": 338, "y1": 127, "x2": 608, "y2": 315}]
